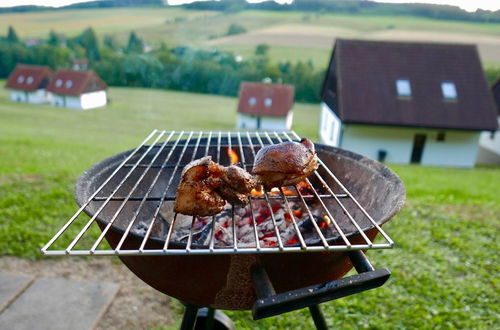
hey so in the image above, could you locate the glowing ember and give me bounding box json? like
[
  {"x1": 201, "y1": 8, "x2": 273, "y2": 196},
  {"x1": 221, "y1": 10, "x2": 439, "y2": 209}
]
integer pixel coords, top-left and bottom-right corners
[
  {"x1": 251, "y1": 187, "x2": 264, "y2": 197},
  {"x1": 226, "y1": 148, "x2": 239, "y2": 164}
]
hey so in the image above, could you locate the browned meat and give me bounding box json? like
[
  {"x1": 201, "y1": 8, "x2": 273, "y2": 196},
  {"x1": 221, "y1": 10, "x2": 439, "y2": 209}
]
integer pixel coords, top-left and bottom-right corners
[
  {"x1": 216, "y1": 165, "x2": 256, "y2": 205},
  {"x1": 252, "y1": 138, "x2": 318, "y2": 189},
  {"x1": 174, "y1": 157, "x2": 256, "y2": 216}
]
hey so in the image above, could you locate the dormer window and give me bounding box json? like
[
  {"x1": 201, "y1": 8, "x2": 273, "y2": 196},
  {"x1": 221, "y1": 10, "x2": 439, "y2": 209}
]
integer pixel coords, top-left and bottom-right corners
[
  {"x1": 65, "y1": 80, "x2": 73, "y2": 88},
  {"x1": 248, "y1": 97, "x2": 257, "y2": 106},
  {"x1": 17, "y1": 75, "x2": 25, "y2": 83},
  {"x1": 264, "y1": 97, "x2": 272, "y2": 107},
  {"x1": 27, "y1": 76, "x2": 34, "y2": 84},
  {"x1": 441, "y1": 82, "x2": 457, "y2": 99},
  {"x1": 396, "y1": 79, "x2": 411, "y2": 97},
  {"x1": 55, "y1": 79, "x2": 63, "y2": 87}
]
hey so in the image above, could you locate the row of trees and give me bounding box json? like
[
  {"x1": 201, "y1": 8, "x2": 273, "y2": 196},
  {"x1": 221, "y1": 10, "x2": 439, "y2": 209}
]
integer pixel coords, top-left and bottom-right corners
[
  {"x1": 2, "y1": 25, "x2": 499, "y2": 103},
  {"x1": 0, "y1": 26, "x2": 325, "y2": 103},
  {"x1": 185, "y1": 0, "x2": 500, "y2": 23}
]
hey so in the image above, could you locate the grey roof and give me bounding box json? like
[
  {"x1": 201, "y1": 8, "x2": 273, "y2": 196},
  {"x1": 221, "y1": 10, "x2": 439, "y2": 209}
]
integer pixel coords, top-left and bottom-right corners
[{"x1": 321, "y1": 39, "x2": 498, "y2": 131}]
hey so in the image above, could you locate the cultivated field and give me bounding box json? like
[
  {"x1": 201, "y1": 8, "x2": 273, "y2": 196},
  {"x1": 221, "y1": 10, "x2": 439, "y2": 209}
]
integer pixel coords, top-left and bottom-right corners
[
  {"x1": 1, "y1": 8, "x2": 500, "y2": 67},
  {"x1": 0, "y1": 86, "x2": 498, "y2": 329}
]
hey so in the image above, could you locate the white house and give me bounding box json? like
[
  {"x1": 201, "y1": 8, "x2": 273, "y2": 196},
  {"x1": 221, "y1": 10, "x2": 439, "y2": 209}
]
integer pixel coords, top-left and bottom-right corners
[
  {"x1": 236, "y1": 81, "x2": 295, "y2": 130},
  {"x1": 5, "y1": 64, "x2": 53, "y2": 104},
  {"x1": 47, "y1": 69, "x2": 107, "y2": 110},
  {"x1": 477, "y1": 79, "x2": 500, "y2": 165},
  {"x1": 319, "y1": 39, "x2": 498, "y2": 168}
]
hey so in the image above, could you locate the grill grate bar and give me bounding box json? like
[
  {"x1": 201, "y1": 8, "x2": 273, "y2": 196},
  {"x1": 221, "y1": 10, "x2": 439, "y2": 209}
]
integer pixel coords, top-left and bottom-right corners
[
  {"x1": 271, "y1": 132, "x2": 332, "y2": 249},
  {"x1": 246, "y1": 131, "x2": 262, "y2": 251},
  {"x1": 42, "y1": 130, "x2": 394, "y2": 256},
  {"x1": 281, "y1": 131, "x2": 373, "y2": 247},
  {"x1": 91, "y1": 194, "x2": 348, "y2": 202},
  {"x1": 41, "y1": 129, "x2": 158, "y2": 254},
  {"x1": 138, "y1": 132, "x2": 187, "y2": 251},
  {"x1": 92, "y1": 131, "x2": 175, "y2": 253},
  {"x1": 289, "y1": 131, "x2": 394, "y2": 247},
  {"x1": 66, "y1": 130, "x2": 166, "y2": 253}
]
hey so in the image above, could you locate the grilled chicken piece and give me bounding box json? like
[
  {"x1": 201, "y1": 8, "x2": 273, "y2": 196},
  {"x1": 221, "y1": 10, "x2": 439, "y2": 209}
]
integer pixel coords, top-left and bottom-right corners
[
  {"x1": 174, "y1": 157, "x2": 256, "y2": 216},
  {"x1": 174, "y1": 157, "x2": 225, "y2": 216},
  {"x1": 216, "y1": 165, "x2": 256, "y2": 205},
  {"x1": 252, "y1": 138, "x2": 318, "y2": 189}
]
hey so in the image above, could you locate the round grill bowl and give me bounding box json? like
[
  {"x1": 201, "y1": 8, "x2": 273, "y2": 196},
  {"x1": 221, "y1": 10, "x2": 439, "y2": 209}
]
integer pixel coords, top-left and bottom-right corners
[{"x1": 75, "y1": 143, "x2": 405, "y2": 310}]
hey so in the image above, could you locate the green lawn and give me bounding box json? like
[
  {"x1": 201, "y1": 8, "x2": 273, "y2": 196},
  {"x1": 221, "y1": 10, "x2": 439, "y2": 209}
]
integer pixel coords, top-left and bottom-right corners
[{"x1": 0, "y1": 86, "x2": 498, "y2": 329}]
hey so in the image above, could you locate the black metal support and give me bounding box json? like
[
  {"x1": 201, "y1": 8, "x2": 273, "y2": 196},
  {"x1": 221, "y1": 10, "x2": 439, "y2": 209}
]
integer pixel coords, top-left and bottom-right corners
[
  {"x1": 251, "y1": 251, "x2": 391, "y2": 324},
  {"x1": 180, "y1": 304, "x2": 199, "y2": 330},
  {"x1": 347, "y1": 250, "x2": 375, "y2": 273},
  {"x1": 309, "y1": 305, "x2": 328, "y2": 330},
  {"x1": 204, "y1": 308, "x2": 215, "y2": 330}
]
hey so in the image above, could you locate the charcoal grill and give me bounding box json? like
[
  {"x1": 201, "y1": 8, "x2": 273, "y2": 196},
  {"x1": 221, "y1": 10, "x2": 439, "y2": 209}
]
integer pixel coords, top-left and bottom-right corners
[{"x1": 42, "y1": 130, "x2": 405, "y2": 329}]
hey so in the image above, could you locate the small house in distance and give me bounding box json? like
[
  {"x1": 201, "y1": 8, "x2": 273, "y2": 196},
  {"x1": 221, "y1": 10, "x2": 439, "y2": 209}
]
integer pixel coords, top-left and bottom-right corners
[
  {"x1": 47, "y1": 70, "x2": 107, "y2": 110},
  {"x1": 477, "y1": 79, "x2": 500, "y2": 164},
  {"x1": 320, "y1": 39, "x2": 498, "y2": 168},
  {"x1": 5, "y1": 64, "x2": 53, "y2": 104},
  {"x1": 236, "y1": 81, "x2": 295, "y2": 130}
]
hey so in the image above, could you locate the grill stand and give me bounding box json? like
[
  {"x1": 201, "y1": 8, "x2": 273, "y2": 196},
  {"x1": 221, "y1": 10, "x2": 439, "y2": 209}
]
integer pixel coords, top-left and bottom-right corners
[{"x1": 179, "y1": 251, "x2": 390, "y2": 330}]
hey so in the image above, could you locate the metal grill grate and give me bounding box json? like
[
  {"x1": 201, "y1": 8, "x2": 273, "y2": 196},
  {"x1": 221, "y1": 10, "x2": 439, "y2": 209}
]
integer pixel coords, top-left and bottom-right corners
[{"x1": 42, "y1": 130, "x2": 394, "y2": 256}]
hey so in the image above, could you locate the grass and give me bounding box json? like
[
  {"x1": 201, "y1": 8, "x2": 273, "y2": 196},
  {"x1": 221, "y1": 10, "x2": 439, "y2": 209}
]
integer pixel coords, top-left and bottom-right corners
[{"x1": 1, "y1": 84, "x2": 499, "y2": 328}]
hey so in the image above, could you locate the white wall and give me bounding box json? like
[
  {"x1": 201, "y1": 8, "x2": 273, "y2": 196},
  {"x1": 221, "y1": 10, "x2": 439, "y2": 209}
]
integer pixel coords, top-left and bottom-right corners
[
  {"x1": 9, "y1": 89, "x2": 51, "y2": 104},
  {"x1": 236, "y1": 112, "x2": 292, "y2": 130},
  {"x1": 339, "y1": 125, "x2": 480, "y2": 168},
  {"x1": 477, "y1": 117, "x2": 500, "y2": 164},
  {"x1": 10, "y1": 90, "x2": 26, "y2": 102},
  {"x1": 81, "y1": 90, "x2": 107, "y2": 109},
  {"x1": 319, "y1": 102, "x2": 342, "y2": 146},
  {"x1": 51, "y1": 91, "x2": 106, "y2": 110}
]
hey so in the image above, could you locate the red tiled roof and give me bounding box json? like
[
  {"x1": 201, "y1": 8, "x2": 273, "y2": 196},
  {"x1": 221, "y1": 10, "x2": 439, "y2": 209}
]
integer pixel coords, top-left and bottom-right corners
[
  {"x1": 5, "y1": 64, "x2": 53, "y2": 91},
  {"x1": 47, "y1": 70, "x2": 107, "y2": 96},
  {"x1": 321, "y1": 39, "x2": 498, "y2": 131},
  {"x1": 237, "y1": 82, "x2": 294, "y2": 117}
]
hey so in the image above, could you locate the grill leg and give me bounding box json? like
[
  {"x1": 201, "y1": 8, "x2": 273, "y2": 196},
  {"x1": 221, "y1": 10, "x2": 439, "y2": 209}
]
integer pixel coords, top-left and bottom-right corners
[
  {"x1": 180, "y1": 304, "x2": 199, "y2": 330},
  {"x1": 309, "y1": 305, "x2": 328, "y2": 330},
  {"x1": 204, "y1": 307, "x2": 216, "y2": 330}
]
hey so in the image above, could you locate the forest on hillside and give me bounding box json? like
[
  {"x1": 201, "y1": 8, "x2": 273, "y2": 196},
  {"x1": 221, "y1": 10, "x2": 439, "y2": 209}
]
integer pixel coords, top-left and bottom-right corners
[
  {"x1": 0, "y1": 26, "x2": 324, "y2": 102},
  {"x1": 2, "y1": 0, "x2": 499, "y2": 23}
]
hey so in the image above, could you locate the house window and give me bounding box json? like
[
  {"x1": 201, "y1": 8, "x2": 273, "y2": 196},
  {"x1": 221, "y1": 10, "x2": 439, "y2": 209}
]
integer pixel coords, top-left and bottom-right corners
[
  {"x1": 27, "y1": 76, "x2": 34, "y2": 84},
  {"x1": 441, "y1": 82, "x2": 457, "y2": 99},
  {"x1": 396, "y1": 79, "x2": 411, "y2": 97},
  {"x1": 437, "y1": 132, "x2": 446, "y2": 142},
  {"x1": 55, "y1": 79, "x2": 63, "y2": 87},
  {"x1": 248, "y1": 97, "x2": 257, "y2": 106},
  {"x1": 17, "y1": 75, "x2": 25, "y2": 83},
  {"x1": 264, "y1": 98, "x2": 272, "y2": 107},
  {"x1": 65, "y1": 80, "x2": 73, "y2": 88}
]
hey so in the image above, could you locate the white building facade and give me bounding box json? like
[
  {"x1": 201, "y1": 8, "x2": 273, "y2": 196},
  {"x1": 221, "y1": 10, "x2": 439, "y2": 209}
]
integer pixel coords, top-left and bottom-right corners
[
  {"x1": 237, "y1": 112, "x2": 293, "y2": 130},
  {"x1": 320, "y1": 103, "x2": 481, "y2": 168},
  {"x1": 9, "y1": 88, "x2": 51, "y2": 104},
  {"x1": 477, "y1": 117, "x2": 500, "y2": 165},
  {"x1": 51, "y1": 90, "x2": 107, "y2": 110}
]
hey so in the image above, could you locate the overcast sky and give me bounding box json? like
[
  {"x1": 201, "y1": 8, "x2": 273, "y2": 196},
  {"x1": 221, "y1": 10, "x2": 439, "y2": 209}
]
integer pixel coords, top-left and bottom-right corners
[{"x1": 0, "y1": 0, "x2": 499, "y2": 12}]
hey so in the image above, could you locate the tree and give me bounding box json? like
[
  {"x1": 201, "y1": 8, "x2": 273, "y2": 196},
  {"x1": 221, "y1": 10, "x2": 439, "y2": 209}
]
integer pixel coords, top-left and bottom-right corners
[
  {"x1": 103, "y1": 35, "x2": 119, "y2": 51},
  {"x1": 226, "y1": 23, "x2": 246, "y2": 36},
  {"x1": 255, "y1": 44, "x2": 269, "y2": 56},
  {"x1": 126, "y1": 31, "x2": 144, "y2": 53},
  {"x1": 69, "y1": 27, "x2": 100, "y2": 61},
  {"x1": 48, "y1": 30, "x2": 61, "y2": 47},
  {"x1": 7, "y1": 26, "x2": 19, "y2": 43}
]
